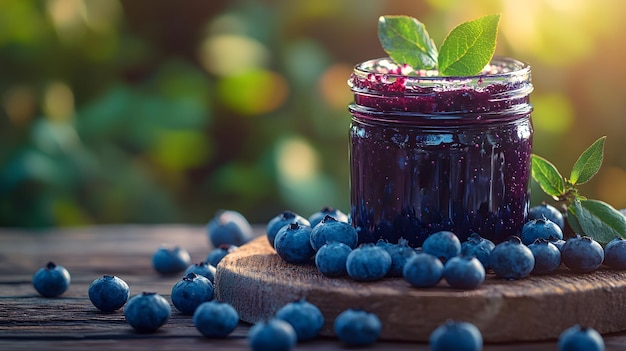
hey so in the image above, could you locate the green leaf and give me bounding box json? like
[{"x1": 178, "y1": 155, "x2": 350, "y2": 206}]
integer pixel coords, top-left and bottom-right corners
[
  {"x1": 566, "y1": 205, "x2": 583, "y2": 234},
  {"x1": 531, "y1": 154, "x2": 565, "y2": 199},
  {"x1": 438, "y1": 14, "x2": 500, "y2": 76},
  {"x1": 378, "y1": 15, "x2": 438, "y2": 70},
  {"x1": 569, "y1": 199, "x2": 626, "y2": 244},
  {"x1": 569, "y1": 136, "x2": 606, "y2": 185}
]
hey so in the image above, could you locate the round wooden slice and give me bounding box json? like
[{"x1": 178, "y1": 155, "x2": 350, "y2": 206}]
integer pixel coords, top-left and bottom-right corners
[{"x1": 215, "y1": 236, "x2": 626, "y2": 342}]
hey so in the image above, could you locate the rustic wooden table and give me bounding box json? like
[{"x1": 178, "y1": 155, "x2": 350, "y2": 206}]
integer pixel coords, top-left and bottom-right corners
[{"x1": 1, "y1": 224, "x2": 626, "y2": 350}]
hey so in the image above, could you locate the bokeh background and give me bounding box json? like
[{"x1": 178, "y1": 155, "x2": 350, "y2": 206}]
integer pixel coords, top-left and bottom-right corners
[{"x1": 2, "y1": 0, "x2": 626, "y2": 227}]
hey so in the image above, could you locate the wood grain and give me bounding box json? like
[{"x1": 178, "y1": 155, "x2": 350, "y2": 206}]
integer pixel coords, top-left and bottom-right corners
[{"x1": 215, "y1": 236, "x2": 626, "y2": 343}]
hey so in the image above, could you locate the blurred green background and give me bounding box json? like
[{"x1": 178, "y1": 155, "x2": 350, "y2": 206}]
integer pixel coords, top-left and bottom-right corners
[{"x1": 2, "y1": 0, "x2": 626, "y2": 227}]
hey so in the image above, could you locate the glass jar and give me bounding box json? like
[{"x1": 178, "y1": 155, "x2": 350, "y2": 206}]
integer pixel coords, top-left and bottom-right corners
[{"x1": 348, "y1": 57, "x2": 533, "y2": 246}]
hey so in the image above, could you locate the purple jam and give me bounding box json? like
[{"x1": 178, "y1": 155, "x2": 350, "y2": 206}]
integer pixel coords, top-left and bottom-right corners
[{"x1": 348, "y1": 57, "x2": 533, "y2": 246}]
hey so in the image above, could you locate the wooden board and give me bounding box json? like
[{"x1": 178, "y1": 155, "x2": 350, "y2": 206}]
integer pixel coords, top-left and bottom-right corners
[{"x1": 215, "y1": 236, "x2": 626, "y2": 343}]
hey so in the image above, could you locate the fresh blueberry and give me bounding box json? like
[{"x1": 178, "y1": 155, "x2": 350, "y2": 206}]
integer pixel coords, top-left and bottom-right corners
[
  {"x1": 550, "y1": 236, "x2": 567, "y2": 252},
  {"x1": 461, "y1": 233, "x2": 495, "y2": 269},
  {"x1": 275, "y1": 299, "x2": 324, "y2": 342},
  {"x1": 561, "y1": 235, "x2": 604, "y2": 273},
  {"x1": 314, "y1": 241, "x2": 352, "y2": 277},
  {"x1": 604, "y1": 237, "x2": 626, "y2": 269},
  {"x1": 521, "y1": 217, "x2": 563, "y2": 245},
  {"x1": 333, "y1": 309, "x2": 381, "y2": 346},
  {"x1": 267, "y1": 211, "x2": 310, "y2": 248},
  {"x1": 429, "y1": 320, "x2": 483, "y2": 351},
  {"x1": 88, "y1": 275, "x2": 130, "y2": 312},
  {"x1": 152, "y1": 245, "x2": 191, "y2": 275},
  {"x1": 248, "y1": 318, "x2": 297, "y2": 351},
  {"x1": 528, "y1": 203, "x2": 565, "y2": 229},
  {"x1": 346, "y1": 243, "x2": 391, "y2": 281},
  {"x1": 443, "y1": 255, "x2": 485, "y2": 290},
  {"x1": 308, "y1": 206, "x2": 349, "y2": 228},
  {"x1": 273, "y1": 223, "x2": 315, "y2": 264},
  {"x1": 206, "y1": 244, "x2": 238, "y2": 267},
  {"x1": 382, "y1": 238, "x2": 417, "y2": 277},
  {"x1": 171, "y1": 273, "x2": 215, "y2": 315},
  {"x1": 193, "y1": 300, "x2": 239, "y2": 338},
  {"x1": 310, "y1": 215, "x2": 358, "y2": 251},
  {"x1": 422, "y1": 231, "x2": 462, "y2": 263},
  {"x1": 558, "y1": 324, "x2": 605, "y2": 351},
  {"x1": 185, "y1": 261, "x2": 217, "y2": 283},
  {"x1": 124, "y1": 292, "x2": 171, "y2": 333},
  {"x1": 489, "y1": 236, "x2": 535, "y2": 280},
  {"x1": 528, "y1": 239, "x2": 561, "y2": 275},
  {"x1": 207, "y1": 209, "x2": 254, "y2": 247},
  {"x1": 403, "y1": 252, "x2": 444, "y2": 288},
  {"x1": 32, "y1": 261, "x2": 71, "y2": 298}
]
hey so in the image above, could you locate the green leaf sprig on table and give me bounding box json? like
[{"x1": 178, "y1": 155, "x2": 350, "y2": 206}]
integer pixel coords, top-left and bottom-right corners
[
  {"x1": 532, "y1": 136, "x2": 626, "y2": 244},
  {"x1": 378, "y1": 14, "x2": 500, "y2": 76}
]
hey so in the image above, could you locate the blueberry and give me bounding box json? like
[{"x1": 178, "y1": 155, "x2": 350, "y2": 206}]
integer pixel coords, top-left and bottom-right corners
[
  {"x1": 461, "y1": 233, "x2": 495, "y2": 269},
  {"x1": 403, "y1": 252, "x2": 444, "y2": 288},
  {"x1": 333, "y1": 309, "x2": 381, "y2": 346},
  {"x1": 561, "y1": 235, "x2": 604, "y2": 273},
  {"x1": 308, "y1": 206, "x2": 349, "y2": 228},
  {"x1": 489, "y1": 236, "x2": 535, "y2": 280},
  {"x1": 273, "y1": 223, "x2": 315, "y2": 264},
  {"x1": 558, "y1": 324, "x2": 605, "y2": 351},
  {"x1": 88, "y1": 275, "x2": 130, "y2": 312},
  {"x1": 528, "y1": 203, "x2": 565, "y2": 229},
  {"x1": 429, "y1": 320, "x2": 483, "y2": 351},
  {"x1": 550, "y1": 237, "x2": 567, "y2": 252},
  {"x1": 275, "y1": 299, "x2": 324, "y2": 341},
  {"x1": 382, "y1": 238, "x2": 417, "y2": 277},
  {"x1": 124, "y1": 292, "x2": 171, "y2": 333},
  {"x1": 32, "y1": 261, "x2": 71, "y2": 298},
  {"x1": 521, "y1": 217, "x2": 563, "y2": 245},
  {"x1": 207, "y1": 209, "x2": 254, "y2": 247},
  {"x1": 346, "y1": 243, "x2": 391, "y2": 281},
  {"x1": 206, "y1": 244, "x2": 238, "y2": 267},
  {"x1": 152, "y1": 245, "x2": 191, "y2": 275},
  {"x1": 310, "y1": 215, "x2": 358, "y2": 251},
  {"x1": 193, "y1": 300, "x2": 239, "y2": 338},
  {"x1": 267, "y1": 210, "x2": 310, "y2": 248},
  {"x1": 422, "y1": 231, "x2": 461, "y2": 263},
  {"x1": 528, "y1": 239, "x2": 561, "y2": 275},
  {"x1": 603, "y1": 237, "x2": 626, "y2": 269},
  {"x1": 314, "y1": 241, "x2": 352, "y2": 277},
  {"x1": 443, "y1": 256, "x2": 485, "y2": 290},
  {"x1": 185, "y1": 261, "x2": 217, "y2": 283},
  {"x1": 171, "y1": 273, "x2": 215, "y2": 315},
  {"x1": 248, "y1": 318, "x2": 297, "y2": 351}
]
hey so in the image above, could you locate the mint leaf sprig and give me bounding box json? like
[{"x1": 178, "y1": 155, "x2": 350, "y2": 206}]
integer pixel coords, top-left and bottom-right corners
[
  {"x1": 378, "y1": 14, "x2": 500, "y2": 76},
  {"x1": 532, "y1": 136, "x2": 626, "y2": 244}
]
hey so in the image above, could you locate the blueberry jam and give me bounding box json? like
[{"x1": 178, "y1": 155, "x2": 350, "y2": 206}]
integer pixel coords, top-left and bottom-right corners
[{"x1": 348, "y1": 57, "x2": 533, "y2": 246}]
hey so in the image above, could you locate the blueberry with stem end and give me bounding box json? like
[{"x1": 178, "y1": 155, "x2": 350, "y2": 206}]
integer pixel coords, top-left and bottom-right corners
[
  {"x1": 558, "y1": 324, "x2": 605, "y2": 351},
  {"x1": 308, "y1": 206, "x2": 349, "y2": 228},
  {"x1": 521, "y1": 217, "x2": 563, "y2": 245},
  {"x1": 604, "y1": 236, "x2": 626, "y2": 270},
  {"x1": 528, "y1": 239, "x2": 561, "y2": 275},
  {"x1": 266, "y1": 211, "x2": 310, "y2": 248},
  {"x1": 184, "y1": 261, "x2": 217, "y2": 283},
  {"x1": 561, "y1": 235, "x2": 604, "y2": 273},
  {"x1": 32, "y1": 261, "x2": 71, "y2": 298},
  {"x1": 528, "y1": 203, "x2": 565, "y2": 230},
  {"x1": 461, "y1": 232, "x2": 495, "y2": 270},
  {"x1": 422, "y1": 231, "x2": 461, "y2": 263},
  {"x1": 88, "y1": 275, "x2": 130, "y2": 312},
  {"x1": 171, "y1": 273, "x2": 214, "y2": 315},
  {"x1": 489, "y1": 236, "x2": 535, "y2": 280},
  {"x1": 310, "y1": 215, "x2": 358, "y2": 251},
  {"x1": 383, "y1": 238, "x2": 417, "y2": 277},
  {"x1": 274, "y1": 223, "x2": 315, "y2": 264},
  {"x1": 124, "y1": 292, "x2": 171, "y2": 333}
]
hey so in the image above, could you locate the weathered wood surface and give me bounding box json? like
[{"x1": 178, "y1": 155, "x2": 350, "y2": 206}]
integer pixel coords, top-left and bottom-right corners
[{"x1": 0, "y1": 225, "x2": 625, "y2": 350}]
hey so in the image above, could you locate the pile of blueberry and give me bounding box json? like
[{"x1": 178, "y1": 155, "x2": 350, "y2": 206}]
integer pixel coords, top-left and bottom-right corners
[{"x1": 29, "y1": 203, "x2": 618, "y2": 350}]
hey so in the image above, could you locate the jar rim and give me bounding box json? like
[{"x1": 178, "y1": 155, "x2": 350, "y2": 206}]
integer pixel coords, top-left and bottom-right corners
[{"x1": 352, "y1": 56, "x2": 530, "y2": 81}]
